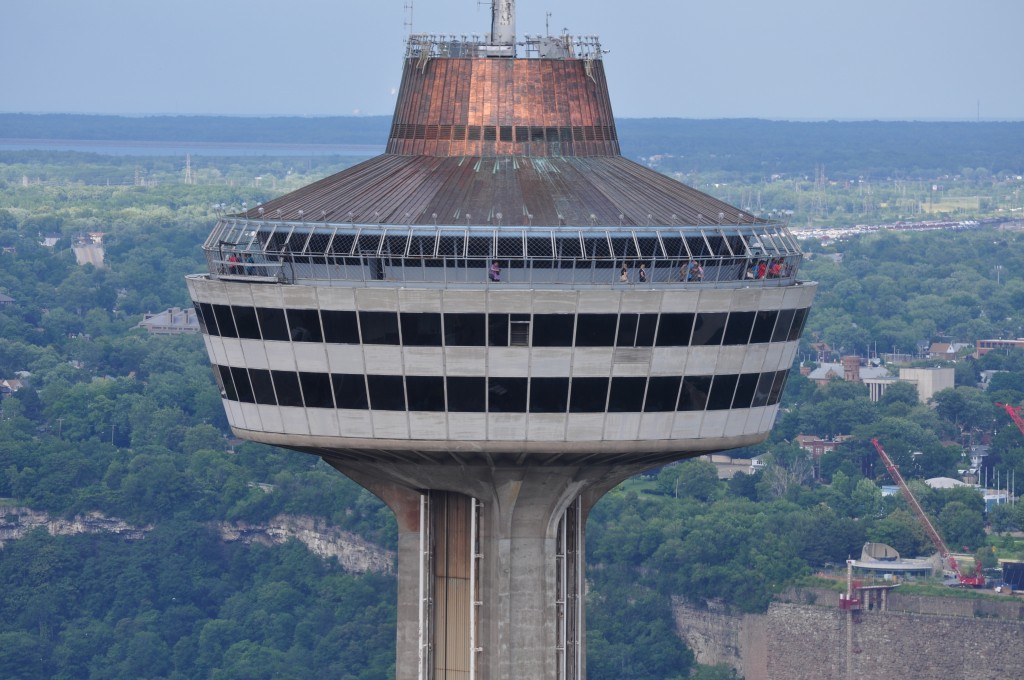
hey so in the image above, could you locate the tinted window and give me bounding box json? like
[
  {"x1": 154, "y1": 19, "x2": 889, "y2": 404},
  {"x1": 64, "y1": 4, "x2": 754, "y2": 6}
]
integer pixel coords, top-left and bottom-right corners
[
  {"x1": 636, "y1": 315, "x2": 657, "y2": 347},
  {"x1": 707, "y1": 374, "x2": 738, "y2": 410},
  {"x1": 732, "y1": 373, "x2": 759, "y2": 409},
  {"x1": 322, "y1": 310, "x2": 360, "y2": 344},
  {"x1": 691, "y1": 313, "x2": 727, "y2": 346},
  {"x1": 401, "y1": 313, "x2": 443, "y2": 347},
  {"x1": 360, "y1": 311, "x2": 400, "y2": 345},
  {"x1": 749, "y1": 310, "x2": 778, "y2": 344},
  {"x1": 575, "y1": 314, "x2": 617, "y2": 346},
  {"x1": 194, "y1": 302, "x2": 210, "y2": 334},
  {"x1": 789, "y1": 307, "x2": 809, "y2": 342},
  {"x1": 257, "y1": 307, "x2": 290, "y2": 341},
  {"x1": 723, "y1": 311, "x2": 755, "y2": 346},
  {"x1": 447, "y1": 377, "x2": 486, "y2": 412},
  {"x1": 655, "y1": 313, "x2": 694, "y2": 347},
  {"x1": 533, "y1": 315, "x2": 575, "y2": 347},
  {"x1": 678, "y1": 376, "x2": 712, "y2": 411},
  {"x1": 271, "y1": 371, "x2": 303, "y2": 407},
  {"x1": 212, "y1": 304, "x2": 238, "y2": 338},
  {"x1": 488, "y1": 314, "x2": 509, "y2": 347},
  {"x1": 771, "y1": 308, "x2": 795, "y2": 343},
  {"x1": 444, "y1": 313, "x2": 486, "y2": 346},
  {"x1": 752, "y1": 371, "x2": 774, "y2": 408},
  {"x1": 616, "y1": 314, "x2": 637, "y2": 347},
  {"x1": 768, "y1": 369, "x2": 789, "y2": 405},
  {"x1": 287, "y1": 309, "x2": 323, "y2": 343},
  {"x1": 608, "y1": 377, "x2": 647, "y2": 412},
  {"x1": 249, "y1": 369, "x2": 276, "y2": 405},
  {"x1": 300, "y1": 372, "x2": 334, "y2": 408},
  {"x1": 529, "y1": 377, "x2": 569, "y2": 413},
  {"x1": 406, "y1": 375, "x2": 446, "y2": 411},
  {"x1": 645, "y1": 376, "x2": 681, "y2": 412},
  {"x1": 230, "y1": 366, "x2": 254, "y2": 403},
  {"x1": 510, "y1": 315, "x2": 530, "y2": 346},
  {"x1": 488, "y1": 377, "x2": 528, "y2": 412},
  {"x1": 570, "y1": 377, "x2": 609, "y2": 413},
  {"x1": 218, "y1": 365, "x2": 236, "y2": 401},
  {"x1": 367, "y1": 375, "x2": 406, "y2": 410},
  {"x1": 332, "y1": 374, "x2": 369, "y2": 409},
  {"x1": 233, "y1": 306, "x2": 261, "y2": 340}
]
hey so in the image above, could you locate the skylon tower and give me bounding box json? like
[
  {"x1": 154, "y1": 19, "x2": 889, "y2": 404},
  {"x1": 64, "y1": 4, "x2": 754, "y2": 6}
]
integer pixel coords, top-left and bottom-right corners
[{"x1": 187, "y1": 2, "x2": 816, "y2": 678}]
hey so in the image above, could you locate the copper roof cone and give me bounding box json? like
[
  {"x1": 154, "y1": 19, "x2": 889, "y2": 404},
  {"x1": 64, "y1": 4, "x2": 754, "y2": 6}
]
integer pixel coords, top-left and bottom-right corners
[{"x1": 241, "y1": 31, "x2": 759, "y2": 230}]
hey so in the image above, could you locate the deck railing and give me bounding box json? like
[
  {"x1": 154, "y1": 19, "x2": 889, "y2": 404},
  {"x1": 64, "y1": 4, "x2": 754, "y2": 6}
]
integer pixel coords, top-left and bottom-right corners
[{"x1": 203, "y1": 220, "x2": 804, "y2": 288}]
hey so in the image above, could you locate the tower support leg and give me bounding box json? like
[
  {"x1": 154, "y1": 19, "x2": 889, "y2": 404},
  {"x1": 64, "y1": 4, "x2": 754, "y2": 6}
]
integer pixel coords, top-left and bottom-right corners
[{"x1": 326, "y1": 461, "x2": 642, "y2": 680}]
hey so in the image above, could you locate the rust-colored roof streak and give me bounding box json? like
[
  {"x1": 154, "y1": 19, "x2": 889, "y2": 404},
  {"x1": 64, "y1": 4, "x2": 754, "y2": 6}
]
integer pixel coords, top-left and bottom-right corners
[{"x1": 246, "y1": 155, "x2": 759, "y2": 228}]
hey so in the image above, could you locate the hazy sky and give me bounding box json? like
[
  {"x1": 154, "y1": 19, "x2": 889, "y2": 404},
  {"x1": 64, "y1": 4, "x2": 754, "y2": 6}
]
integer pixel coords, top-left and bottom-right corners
[{"x1": 2, "y1": 0, "x2": 1022, "y2": 120}]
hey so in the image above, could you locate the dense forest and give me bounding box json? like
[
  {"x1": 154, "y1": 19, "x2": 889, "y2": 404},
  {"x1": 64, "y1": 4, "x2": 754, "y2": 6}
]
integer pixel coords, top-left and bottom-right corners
[{"x1": 1, "y1": 122, "x2": 1024, "y2": 678}]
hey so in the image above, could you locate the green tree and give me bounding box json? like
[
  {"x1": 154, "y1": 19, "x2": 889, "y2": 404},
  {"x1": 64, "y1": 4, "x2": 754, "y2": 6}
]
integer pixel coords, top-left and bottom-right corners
[
  {"x1": 868, "y1": 509, "x2": 932, "y2": 557},
  {"x1": 656, "y1": 458, "x2": 720, "y2": 501},
  {"x1": 937, "y1": 501, "x2": 985, "y2": 552},
  {"x1": 851, "y1": 478, "x2": 884, "y2": 519}
]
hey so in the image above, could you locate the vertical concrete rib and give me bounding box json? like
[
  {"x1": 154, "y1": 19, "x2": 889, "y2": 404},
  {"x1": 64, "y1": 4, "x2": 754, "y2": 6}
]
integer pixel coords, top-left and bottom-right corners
[{"x1": 326, "y1": 460, "x2": 642, "y2": 680}]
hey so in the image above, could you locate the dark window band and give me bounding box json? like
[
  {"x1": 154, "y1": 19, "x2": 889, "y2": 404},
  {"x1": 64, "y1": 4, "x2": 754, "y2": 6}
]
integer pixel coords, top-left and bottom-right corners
[
  {"x1": 198, "y1": 305, "x2": 811, "y2": 348},
  {"x1": 212, "y1": 366, "x2": 790, "y2": 414}
]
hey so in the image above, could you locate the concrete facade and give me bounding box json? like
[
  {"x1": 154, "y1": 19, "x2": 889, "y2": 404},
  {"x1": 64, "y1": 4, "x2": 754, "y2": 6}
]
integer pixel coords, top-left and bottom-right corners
[{"x1": 899, "y1": 366, "x2": 955, "y2": 403}]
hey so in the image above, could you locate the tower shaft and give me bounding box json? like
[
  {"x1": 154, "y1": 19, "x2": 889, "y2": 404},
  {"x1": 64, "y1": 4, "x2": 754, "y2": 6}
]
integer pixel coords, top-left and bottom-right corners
[{"x1": 330, "y1": 460, "x2": 638, "y2": 679}]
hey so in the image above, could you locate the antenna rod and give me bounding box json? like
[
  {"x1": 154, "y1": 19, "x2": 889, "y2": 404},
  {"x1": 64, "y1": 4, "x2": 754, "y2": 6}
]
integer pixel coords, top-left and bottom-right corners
[{"x1": 491, "y1": 0, "x2": 515, "y2": 45}]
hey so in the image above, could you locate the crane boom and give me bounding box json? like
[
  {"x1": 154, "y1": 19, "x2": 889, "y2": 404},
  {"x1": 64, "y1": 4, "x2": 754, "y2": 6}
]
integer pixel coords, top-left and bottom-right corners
[
  {"x1": 996, "y1": 402, "x2": 1024, "y2": 437},
  {"x1": 870, "y1": 438, "x2": 984, "y2": 586}
]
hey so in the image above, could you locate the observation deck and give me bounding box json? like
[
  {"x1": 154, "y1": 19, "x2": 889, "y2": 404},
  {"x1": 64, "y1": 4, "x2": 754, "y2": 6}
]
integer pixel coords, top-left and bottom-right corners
[{"x1": 200, "y1": 218, "x2": 804, "y2": 289}]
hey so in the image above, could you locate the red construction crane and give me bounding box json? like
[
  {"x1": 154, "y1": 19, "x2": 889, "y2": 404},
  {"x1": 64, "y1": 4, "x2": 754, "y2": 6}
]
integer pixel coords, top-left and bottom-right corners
[
  {"x1": 870, "y1": 437, "x2": 984, "y2": 587},
  {"x1": 996, "y1": 402, "x2": 1024, "y2": 437}
]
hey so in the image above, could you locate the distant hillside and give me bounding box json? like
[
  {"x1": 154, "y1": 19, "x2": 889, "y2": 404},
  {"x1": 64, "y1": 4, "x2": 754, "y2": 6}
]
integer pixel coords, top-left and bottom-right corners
[
  {"x1": 2, "y1": 113, "x2": 1022, "y2": 179},
  {"x1": 0, "y1": 113, "x2": 391, "y2": 146},
  {"x1": 618, "y1": 118, "x2": 1024, "y2": 179}
]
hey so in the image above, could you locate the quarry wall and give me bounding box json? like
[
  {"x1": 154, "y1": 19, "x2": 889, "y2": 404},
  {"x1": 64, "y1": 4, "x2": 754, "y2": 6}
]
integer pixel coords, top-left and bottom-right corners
[{"x1": 674, "y1": 589, "x2": 1023, "y2": 680}]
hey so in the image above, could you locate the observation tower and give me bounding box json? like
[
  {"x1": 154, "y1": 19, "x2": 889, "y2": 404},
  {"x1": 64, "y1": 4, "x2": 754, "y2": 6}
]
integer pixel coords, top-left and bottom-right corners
[{"x1": 187, "y1": 2, "x2": 816, "y2": 678}]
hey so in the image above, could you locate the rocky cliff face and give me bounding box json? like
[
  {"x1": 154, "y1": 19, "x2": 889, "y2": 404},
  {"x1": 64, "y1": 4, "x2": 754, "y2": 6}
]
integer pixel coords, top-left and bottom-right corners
[
  {"x1": 217, "y1": 514, "x2": 394, "y2": 574},
  {"x1": 0, "y1": 505, "x2": 394, "y2": 575},
  {"x1": 0, "y1": 506, "x2": 150, "y2": 543}
]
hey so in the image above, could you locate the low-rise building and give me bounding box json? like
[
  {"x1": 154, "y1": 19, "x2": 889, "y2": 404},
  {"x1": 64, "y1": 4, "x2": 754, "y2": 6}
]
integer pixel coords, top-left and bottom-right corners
[
  {"x1": 137, "y1": 307, "x2": 200, "y2": 335},
  {"x1": 0, "y1": 378, "x2": 24, "y2": 398},
  {"x1": 976, "y1": 338, "x2": 1024, "y2": 357},
  {"x1": 899, "y1": 366, "x2": 955, "y2": 403},
  {"x1": 796, "y1": 434, "x2": 850, "y2": 457}
]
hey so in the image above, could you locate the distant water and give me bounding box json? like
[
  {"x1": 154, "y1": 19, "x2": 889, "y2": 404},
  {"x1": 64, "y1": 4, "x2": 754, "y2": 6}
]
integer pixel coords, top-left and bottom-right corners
[{"x1": 0, "y1": 138, "x2": 383, "y2": 157}]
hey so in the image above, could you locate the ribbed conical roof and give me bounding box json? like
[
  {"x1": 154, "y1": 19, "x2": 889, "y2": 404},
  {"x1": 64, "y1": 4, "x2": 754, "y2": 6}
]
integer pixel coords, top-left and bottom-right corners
[{"x1": 240, "y1": 45, "x2": 762, "y2": 229}]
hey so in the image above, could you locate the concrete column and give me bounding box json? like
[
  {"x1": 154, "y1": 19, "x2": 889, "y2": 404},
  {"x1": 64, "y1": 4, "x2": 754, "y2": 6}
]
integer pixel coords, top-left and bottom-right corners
[{"x1": 326, "y1": 459, "x2": 642, "y2": 680}]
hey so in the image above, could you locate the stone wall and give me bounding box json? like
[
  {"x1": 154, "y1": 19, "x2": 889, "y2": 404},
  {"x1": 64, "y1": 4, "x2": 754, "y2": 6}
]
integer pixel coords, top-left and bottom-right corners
[
  {"x1": 674, "y1": 592, "x2": 1023, "y2": 680},
  {"x1": 672, "y1": 599, "x2": 768, "y2": 680},
  {"x1": 767, "y1": 602, "x2": 1021, "y2": 680}
]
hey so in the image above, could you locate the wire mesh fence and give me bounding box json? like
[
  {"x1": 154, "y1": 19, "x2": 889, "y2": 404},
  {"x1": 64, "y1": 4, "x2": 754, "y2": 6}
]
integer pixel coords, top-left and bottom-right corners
[{"x1": 204, "y1": 220, "x2": 804, "y2": 287}]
